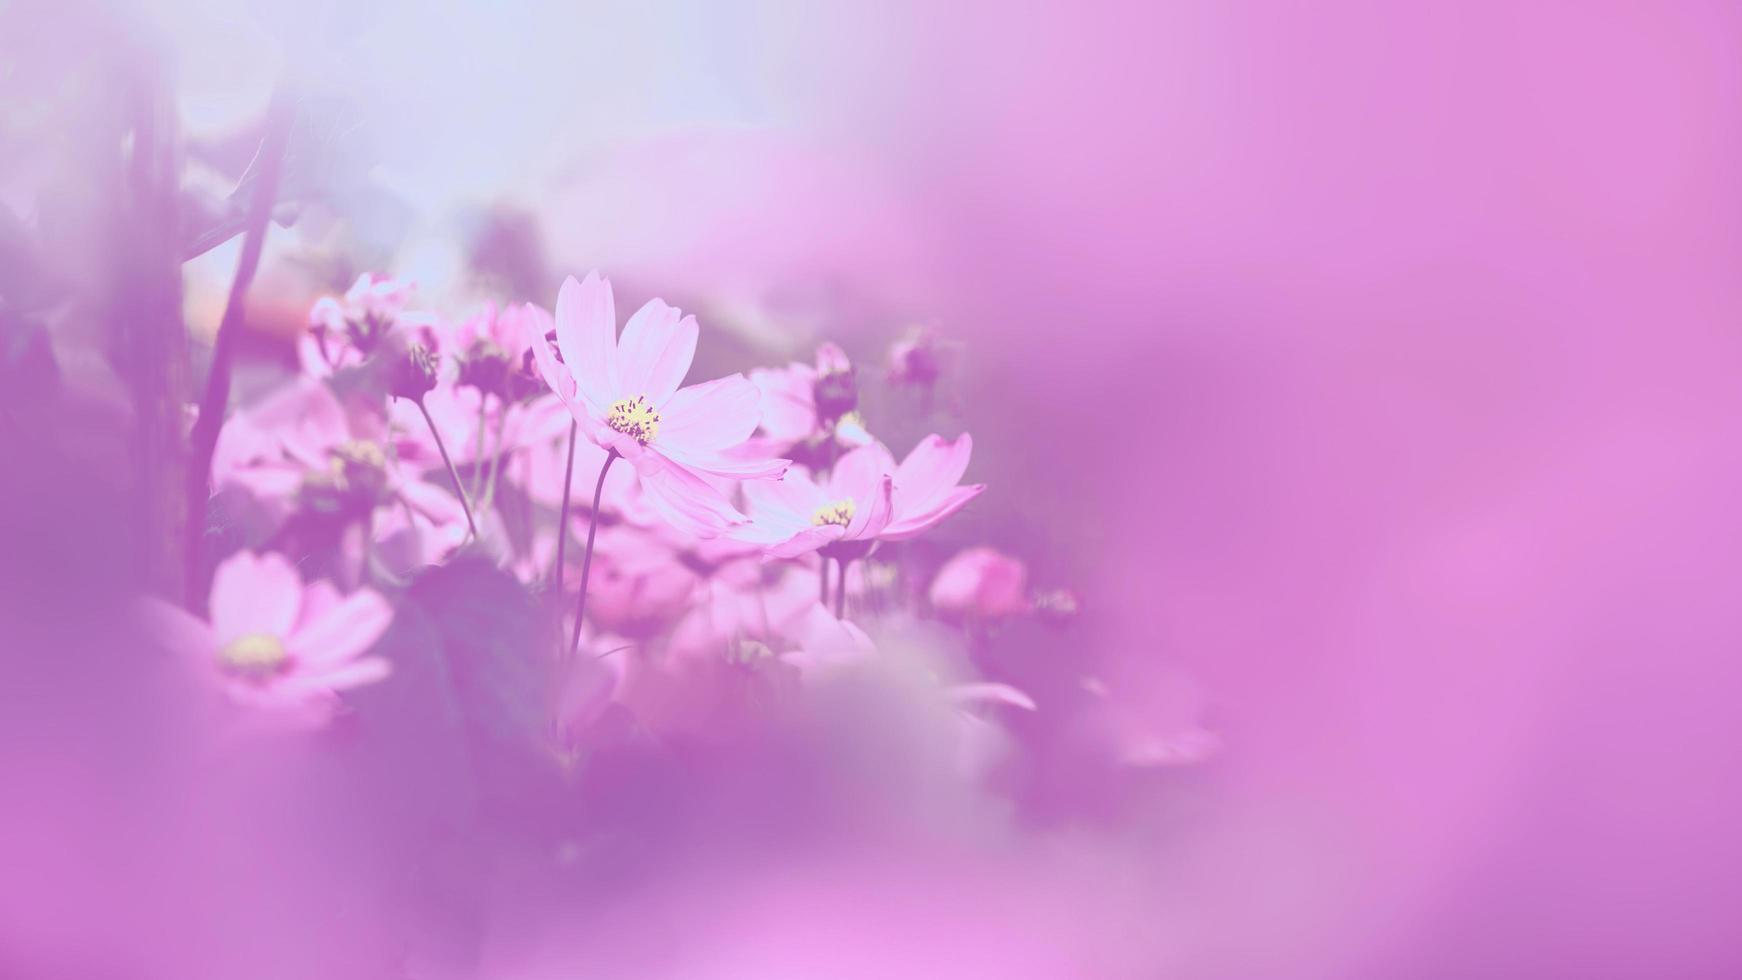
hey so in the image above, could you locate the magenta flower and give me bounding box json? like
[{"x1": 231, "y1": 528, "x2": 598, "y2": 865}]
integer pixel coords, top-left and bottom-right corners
[
  {"x1": 879, "y1": 433, "x2": 985, "y2": 540},
  {"x1": 526, "y1": 272, "x2": 785, "y2": 537},
  {"x1": 146, "y1": 551, "x2": 393, "y2": 726}
]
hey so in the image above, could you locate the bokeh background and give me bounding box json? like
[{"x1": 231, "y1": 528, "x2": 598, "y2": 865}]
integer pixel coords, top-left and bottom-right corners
[{"x1": 5, "y1": 1, "x2": 1742, "y2": 976}]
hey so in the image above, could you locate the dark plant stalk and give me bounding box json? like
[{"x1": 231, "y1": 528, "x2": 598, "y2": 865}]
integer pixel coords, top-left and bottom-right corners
[
  {"x1": 567, "y1": 450, "x2": 618, "y2": 659},
  {"x1": 183, "y1": 92, "x2": 293, "y2": 607},
  {"x1": 835, "y1": 557, "x2": 849, "y2": 619}
]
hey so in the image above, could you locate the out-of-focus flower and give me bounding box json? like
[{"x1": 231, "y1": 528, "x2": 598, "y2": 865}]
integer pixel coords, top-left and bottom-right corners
[
  {"x1": 526, "y1": 272, "x2": 785, "y2": 537},
  {"x1": 385, "y1": 342, "x2": 439, "y2": 402},
  {"x1": 303, "y1": 273, "x2": 417, "y2": 373},
  {"x1": 750, "y1": 342, "x2": 873, "y2": 457},
  {"x1": 144, "y1": 552, "x2": 393, "y2": 727},
  {"x1": 738, "y1": 445, "x2": 895, "y2": 559},
  {"x1": 452, "y1": 301, "x2": 545, "y2": 401},
  {"x1": 930, "y1": 546, "x2": 1031, "y2": 620},
  {"x1": 887, "y1": 328, "x2": 946, "y2": 388}
]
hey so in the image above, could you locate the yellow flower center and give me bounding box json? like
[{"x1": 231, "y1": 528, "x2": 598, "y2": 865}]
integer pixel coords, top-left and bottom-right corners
[
  {"x1": 606, "y1": 394, "x2": 661, "y2": 445},
  {"x1": 219, "y1": 633, "x2": 289, "y2": 679},
  {"x1": 811, "y1": 498, "x2": 856, "y2": 527}
]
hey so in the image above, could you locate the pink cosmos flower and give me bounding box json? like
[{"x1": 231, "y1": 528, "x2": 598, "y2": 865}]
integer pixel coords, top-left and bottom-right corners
[
  {"x1": 929, "y1": 546, "x2": 1031, "y2": 620},
  {"x1": 302, "y1": 273, "x2": 418, "y2": 376},
  {"x1": 740, "y1": 434, "x2": 983, "y2": 557},
  {"x1": 526, "y1": 272, "x2": 785, "y2": 537},
  {"x1": 738, "y1": 446, "x2": 896, "y2": 559},
  {"x1": 145, "y1": 551, "x2": 393, "y2": 727},
  {"x1": 748, "y1": 342, "x2": 873, "y2": 453}
]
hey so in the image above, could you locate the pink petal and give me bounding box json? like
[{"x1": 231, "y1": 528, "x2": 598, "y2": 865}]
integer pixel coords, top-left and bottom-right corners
[
  {"x1": 638, "y1": 455, "x2": 749, "y2": 538},
  {"x1": 893, "y1": 433, "x2": 973, "y2": 515},
  {"x1": 614, "y1": 299, "x2": 697, "y2": 404},
  {"x1": 135, "y1": 597, "x2": 218, "y2": 664},
  {"x1": 554, "y1": 272, "x2": 617, "y2": 410},
  {"x1": 289, "y1": 589, "x2": 394, "y2": 669},
  {"x1": 949, "y1": 682, "x2": 1038, "y2": 711},
  {"x1": 659, "y1": 375, "x2": 763, "y2": 452},
  {"x1": 743, "y1": 467, "x2": 828, "y2": 525},
  {"x1": 282, "y1": 656, "x2": 392, "y2": 696},
  {"x1": 881, "y1": 483, "x2": 985, "y2": 541},
  {"x1": 829, "y1": 442, "x2": 896, "y2": 505},
  {"x1": 764, "y1": 523, "x2": 846, "y2": 559},
  {"x1": 660, "y1": 442, "x2": 789, "y2": 481},
  {"x1": 209, "y1": 551, "x2": 303, "y2": 645},
  {"x1": 845, "y1": 474, "x2": 894, "y2": 540}
]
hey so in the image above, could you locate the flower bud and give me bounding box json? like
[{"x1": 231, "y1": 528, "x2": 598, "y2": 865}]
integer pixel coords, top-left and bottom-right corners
[
  {"x1": 458, "y1": 338, "x2": 514, "y2": 398},
  {"x1": 812, "y1": 343, "x2": 858, "y2": 423},
  {"x1": 888, "y1": 329, "x2": 942, "y2": 388},
  {"x1": 387, "y1": 343, "x2": 439, "y2": 401}
]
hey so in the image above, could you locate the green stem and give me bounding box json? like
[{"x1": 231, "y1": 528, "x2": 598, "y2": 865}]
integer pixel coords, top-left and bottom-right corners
[{"x1": 834, "y1": 557, "x2": 849, "y2": 619}]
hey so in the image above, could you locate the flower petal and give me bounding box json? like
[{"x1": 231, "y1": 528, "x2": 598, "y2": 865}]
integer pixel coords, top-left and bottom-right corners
[
  {"x1": 846, "y1": 474, "x2": 894, "y2": 540},
  {"x1": 282, "y1": 656, "x2": 392, "y2": 696},
  {"x1": 893, "y1": 433, "x2": 973, "y2": 515},
  {"x1": 744, "y1": 467, "x2": 828, "y2": 525},
  {"x1": 209, "y1": 551, "x2": 303, "y2": 645},
  {"x1": 765, "y1": 523, "x2": 846, "y2": 559},
  {"x1": 660, "y1": 375, "x2": 763, "y2": 452},
  {"x1": 880, "y1": 483, "x2": 985, "y2": 541},
  {"x1": 289, "y1": 589, "x2": 393, "y2": 669},
  {"x1": 829, "y1": 442, "x2": 896, "y2": 505},
  {"x1": 615, "y1": 299, "x2": 696, "y2": 405},
  {"x1": 554, "y1": 272, "x2": 617, "y2": 410},
  {"x1": 638, "y1": 456, "x2": 748, "y2": 538}
]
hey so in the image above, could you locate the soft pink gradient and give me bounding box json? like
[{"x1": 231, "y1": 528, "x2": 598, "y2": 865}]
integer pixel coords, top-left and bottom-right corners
[{"x1": 3, "y1": 1, "x2": 1740, "y2": 977}]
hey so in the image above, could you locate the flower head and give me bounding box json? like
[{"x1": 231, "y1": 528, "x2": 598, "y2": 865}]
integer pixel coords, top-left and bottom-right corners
[
  {"x1": 526, "y1": 272, "x2": 786, "y2": 537},
  {"x1": 147, "y1": 552, "x2": 393, "y2": 727},
  {"x1": 741, "y1": 433, "x2": 984, "y2": 557},
  {"x1": 738, "y1": 445, "x2": 896, "y2": 558}
]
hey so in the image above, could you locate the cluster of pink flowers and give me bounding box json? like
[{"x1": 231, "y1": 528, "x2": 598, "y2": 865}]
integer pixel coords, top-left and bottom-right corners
[{"x1": 146, "y1": 270, "x2": 1109, "y2": 761}]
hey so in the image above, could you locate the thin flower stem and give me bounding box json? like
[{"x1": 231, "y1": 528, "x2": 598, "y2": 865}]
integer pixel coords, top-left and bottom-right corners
[
  {"x1": 553, "y1": 420, "x2": 578, "y2": 592},
  {"x1": 834, "y1": 557, "x2": 849, "y2": 619},
  {"x1": 183, "y1": 91, "x2": 293, "y2": 608},
  {"x1": 480, "y1": 409, "x2": 509, "y2": 513},
  {"x1": 471, "y1": 393, "x2": 489, "y2": 500},
  {"x1": 567, "y1": 450, "x2": 618, "y2": 659},
  {"x1": 819, "y1": 559, "x2": 830, "y2": 604},
  {"x1": 415, "y1": 398, "x2": 479, "y2": 540}
]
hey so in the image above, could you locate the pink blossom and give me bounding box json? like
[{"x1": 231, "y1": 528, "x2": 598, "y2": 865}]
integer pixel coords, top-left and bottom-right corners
[
  {"x1": 740, "y1": 434, "x2": 983, "y2": 556},
  {"x1": 738, "y1": 446, "x2": 896, "y2": 559},
  {"x1": 929, "y1": 546, "x2": 1031, "y2": 620},
  {"x1": 146, "y1": 552, "x2": 393, "y2": 727},
  {"x1": 525, "y1": 272, "x2": 786, "y2": 537},
  {"x1": 748, "y1": 342, "x2": 872, "y2": 453}
]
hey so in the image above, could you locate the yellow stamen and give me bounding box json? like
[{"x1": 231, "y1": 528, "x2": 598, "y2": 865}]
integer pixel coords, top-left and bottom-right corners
[
  {"x1": 219, "y1": 633, "x2": 289, "y2": 679},
  {"x1": 606, "y1": 394, "x2": 661, "y2": 445},
  {"x1": 811, "y1": 498, "x2": 856, "y2": 527}
]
